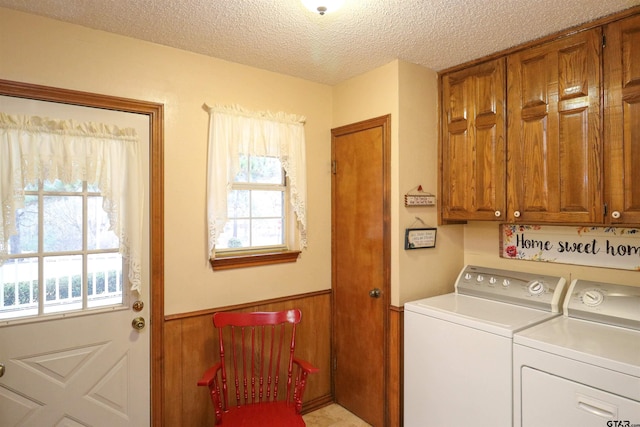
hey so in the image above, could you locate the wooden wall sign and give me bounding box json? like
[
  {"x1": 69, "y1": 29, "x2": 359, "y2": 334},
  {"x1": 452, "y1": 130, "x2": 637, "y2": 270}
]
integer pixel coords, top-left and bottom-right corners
[{"x1": 500, "y1": 224, "x2": 640, "y2": 271}]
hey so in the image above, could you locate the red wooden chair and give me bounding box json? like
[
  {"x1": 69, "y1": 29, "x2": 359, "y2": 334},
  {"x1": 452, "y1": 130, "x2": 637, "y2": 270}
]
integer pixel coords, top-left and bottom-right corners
[{"x1": 198, "y1": 309, "x2": 319, "y2": 426}]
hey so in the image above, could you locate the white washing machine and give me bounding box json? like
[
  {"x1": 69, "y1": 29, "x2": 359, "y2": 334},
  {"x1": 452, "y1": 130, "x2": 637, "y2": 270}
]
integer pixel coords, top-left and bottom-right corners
[
  {"x1": 513, "y1": 279, "x2": 640, "y2": 427},
  {"x1": 404, "y1": 265, "x2": 566, "y2": 427}
]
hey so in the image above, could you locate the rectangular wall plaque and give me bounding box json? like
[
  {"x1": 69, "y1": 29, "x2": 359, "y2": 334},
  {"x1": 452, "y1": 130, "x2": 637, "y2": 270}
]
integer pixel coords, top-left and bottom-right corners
[
  {"x1": 500, "y1": 224, "x2": 640, "y2": 271},
  {"x1": 405, "y1": 228, "x2": 437, "y2": 249}
]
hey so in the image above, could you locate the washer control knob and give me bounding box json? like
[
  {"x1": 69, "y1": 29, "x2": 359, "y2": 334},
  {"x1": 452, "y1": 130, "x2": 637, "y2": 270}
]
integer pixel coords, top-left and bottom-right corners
[
  {"x1": 476, "y1": 275, "x2": 484, "y2": 284},
  {"x1": 528, "y1": 280, "x2": 545, "y2": 295},
  {"x1": 502, "y1": 279, "x2": 511, "y2": 287},
  {"x1": 489, "y1": 277, "x2": 497, "y2": 285},
  {"x1": 464, "y1": 273, "x2": 472, "y2": 280},
  {"x1": 582, "y1": 289, "x2": 605, "y2": 307}
]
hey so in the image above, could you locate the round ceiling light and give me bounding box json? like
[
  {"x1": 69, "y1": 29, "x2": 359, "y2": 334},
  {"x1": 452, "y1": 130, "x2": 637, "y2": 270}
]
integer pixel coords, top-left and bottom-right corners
[{"x1": 301, "y1": 0, "x2": 344, "y2": 15}]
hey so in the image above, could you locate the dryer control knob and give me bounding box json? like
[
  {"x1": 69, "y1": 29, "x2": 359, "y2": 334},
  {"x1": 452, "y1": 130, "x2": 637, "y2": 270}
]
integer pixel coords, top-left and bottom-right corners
[
  {"x1": 528, "y1": 280, "x2": 545, "y2": 295},
  {"x1": 582, "y1": 289, "x2": 604, "y2": 307}
]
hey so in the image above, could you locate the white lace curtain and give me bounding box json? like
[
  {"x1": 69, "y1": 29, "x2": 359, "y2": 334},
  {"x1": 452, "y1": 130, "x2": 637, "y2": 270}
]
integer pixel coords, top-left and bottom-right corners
[
  {"x1": 0, "y1": 112, "x2": 144, "y2": 292},
  {"x1": 205, "y1": 104, "x2": 307, "y2": 259}
]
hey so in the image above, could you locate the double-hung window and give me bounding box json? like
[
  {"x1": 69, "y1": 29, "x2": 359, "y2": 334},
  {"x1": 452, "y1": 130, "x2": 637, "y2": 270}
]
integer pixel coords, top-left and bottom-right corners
[
  {"x1": 205, "y1": 105, "x2": 307, "y2": 270},
  {"x1": 216, "y1": 154, "x2": 287, "y2": 252}
]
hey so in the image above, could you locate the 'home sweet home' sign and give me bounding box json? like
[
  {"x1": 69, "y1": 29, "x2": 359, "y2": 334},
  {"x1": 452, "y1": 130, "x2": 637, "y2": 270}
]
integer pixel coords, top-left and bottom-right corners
[{"x1": 500, "y1": 225, "x2": 640, "y2": 271}]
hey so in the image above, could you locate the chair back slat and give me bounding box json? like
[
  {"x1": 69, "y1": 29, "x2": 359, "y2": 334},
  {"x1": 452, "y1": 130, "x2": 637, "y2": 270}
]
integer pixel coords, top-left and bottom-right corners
[{"x1": 212, "y1": 309, "x2": 302, "y2": 410}]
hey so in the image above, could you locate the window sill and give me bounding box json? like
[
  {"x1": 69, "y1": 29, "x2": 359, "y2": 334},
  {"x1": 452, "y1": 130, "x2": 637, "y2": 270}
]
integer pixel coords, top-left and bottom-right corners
[{"x1": 210, "y1": 250, "x2": 301, "y2": 271}]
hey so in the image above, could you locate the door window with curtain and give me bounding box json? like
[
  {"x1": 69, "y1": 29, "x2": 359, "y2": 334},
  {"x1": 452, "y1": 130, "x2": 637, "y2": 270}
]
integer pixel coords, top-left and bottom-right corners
[
  {"x1": 205, "y1": 104, "x2": 307, "y2": 269},
  {"x1": 0, "y1": 112, "x2": 143, "y2": 321}
]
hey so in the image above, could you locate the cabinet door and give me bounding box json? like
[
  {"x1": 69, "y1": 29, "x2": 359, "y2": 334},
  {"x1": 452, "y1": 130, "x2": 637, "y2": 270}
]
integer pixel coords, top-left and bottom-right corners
[
  {"x1": 507, "y1": 29, "x2": 602, "y2": 224},
  {"x1": 441, "y1": 58, "x2": 506, "y2": 221},
  {"x1": 604, "y1": 14, "x2": 640, "y2": 225}
]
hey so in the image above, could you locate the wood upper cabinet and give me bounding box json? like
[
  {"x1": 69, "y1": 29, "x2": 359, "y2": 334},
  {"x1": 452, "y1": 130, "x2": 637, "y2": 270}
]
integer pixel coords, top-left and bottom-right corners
[
  {"x1": 506, "y1": 28, "x2": 603, "y2": 224},
  {"x1": 604, "y1": 14, "x2": 640, "y2": 225},
  {"x1": 439, "y1": 9, "x2": 640, "y2": 226},
  {"x1": 440, "y1": 58, "x2": 506, "y2": 221}
]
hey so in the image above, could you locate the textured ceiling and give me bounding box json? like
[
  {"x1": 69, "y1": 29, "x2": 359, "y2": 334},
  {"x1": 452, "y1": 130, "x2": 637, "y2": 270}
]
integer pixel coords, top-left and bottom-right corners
[{"x1": 1, "y1": 0, "x2": 639, "y2": 85}]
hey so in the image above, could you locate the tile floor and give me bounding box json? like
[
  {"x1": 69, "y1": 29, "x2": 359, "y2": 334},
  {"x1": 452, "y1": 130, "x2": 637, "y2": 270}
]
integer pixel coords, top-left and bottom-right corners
[{"x1": 303, "y1": 404, "x2": 371, "y2": 427}]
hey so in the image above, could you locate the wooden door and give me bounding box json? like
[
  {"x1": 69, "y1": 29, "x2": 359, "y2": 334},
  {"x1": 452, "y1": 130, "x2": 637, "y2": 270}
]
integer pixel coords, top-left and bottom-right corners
[
  {"x1": 0, "y1": 92, "x2": 152, "y2": 426},
  {"x1": 441, "y1": 58, "x2": 506, "y2": 221},
  {"x1": 604, "y1": 14, "x2": 640, "y2": 225},
  {"x1": 507, "y1": 29, "x2": 603, "y2": 224},
  {"x1": 332, "y1": 115, "x2": 390, "y2": 427}
]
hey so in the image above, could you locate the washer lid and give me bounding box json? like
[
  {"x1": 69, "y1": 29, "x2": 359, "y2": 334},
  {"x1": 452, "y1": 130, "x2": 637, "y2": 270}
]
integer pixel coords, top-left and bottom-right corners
[
  {"x1": 405, "y1": 293, "x2": 561, "y2": 338},
  {"x1": 514, "y1": 316, "x2": 640, "y2": 377}
]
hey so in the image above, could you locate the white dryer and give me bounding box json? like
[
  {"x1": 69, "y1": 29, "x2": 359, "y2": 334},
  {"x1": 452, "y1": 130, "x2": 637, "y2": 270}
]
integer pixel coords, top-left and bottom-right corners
[
  {"x1": 404, "y1": 265, "x2": 566, "y2": 427},
  {"x1": 513, "y1": 279, "x2": 640, "y2": 427}
]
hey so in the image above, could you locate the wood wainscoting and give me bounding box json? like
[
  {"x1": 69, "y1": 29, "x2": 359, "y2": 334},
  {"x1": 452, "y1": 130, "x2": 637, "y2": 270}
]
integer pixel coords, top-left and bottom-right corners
[
  {"x1": 388, "y1": 305, "x2": 403, "y2": 427},
  {"x1": 163, "y1": 290, "x2": 405, "y2": 426},
  {"x1": 163, "y1": 290, "x2": 333, "y2": 426}
]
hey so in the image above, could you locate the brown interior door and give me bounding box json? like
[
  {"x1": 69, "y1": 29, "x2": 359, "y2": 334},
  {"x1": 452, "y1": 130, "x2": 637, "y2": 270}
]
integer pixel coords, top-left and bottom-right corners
[{"x1": 331, "y1": 115, "x2": 390, "y2": 427}]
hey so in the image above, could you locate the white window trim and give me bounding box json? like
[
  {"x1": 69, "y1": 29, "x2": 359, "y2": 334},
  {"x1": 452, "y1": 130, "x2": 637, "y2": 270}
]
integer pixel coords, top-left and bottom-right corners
[{"x1": 216, "y1": 175, "x2": 289, "y2": 255}]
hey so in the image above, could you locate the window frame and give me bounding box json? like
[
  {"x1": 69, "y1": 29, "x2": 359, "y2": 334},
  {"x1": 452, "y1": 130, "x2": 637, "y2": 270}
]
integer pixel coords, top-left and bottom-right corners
[{"x1": 211, "y1": 159, "x2": 300, "y2": 270}]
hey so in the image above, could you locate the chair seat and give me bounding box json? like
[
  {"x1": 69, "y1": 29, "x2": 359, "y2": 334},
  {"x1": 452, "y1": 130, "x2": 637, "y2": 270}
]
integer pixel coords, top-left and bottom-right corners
[{"x1": 221, "y1": 401, "x2": 306, "y2": 427}]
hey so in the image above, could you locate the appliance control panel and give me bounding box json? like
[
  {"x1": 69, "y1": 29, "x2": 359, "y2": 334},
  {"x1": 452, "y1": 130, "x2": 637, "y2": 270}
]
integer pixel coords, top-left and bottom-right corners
[
  {"x1": 455, "y1": 265, "x2": 566, "y2": 312},
  {"x1": 564, "y1": 279, "x2": 640, "y2": 330}
]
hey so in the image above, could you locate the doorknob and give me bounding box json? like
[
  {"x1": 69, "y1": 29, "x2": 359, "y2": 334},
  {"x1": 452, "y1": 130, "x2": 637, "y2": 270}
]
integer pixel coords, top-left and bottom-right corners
[
  {"x1": 132, "y1": 317, "x2": 146, "y2": 331},
  {"x1": 0, "y1": 363, "x2": 4, "y2": 377},
  {"x1": 369, "y1": 288, "x2": 381, "y2": 298}
]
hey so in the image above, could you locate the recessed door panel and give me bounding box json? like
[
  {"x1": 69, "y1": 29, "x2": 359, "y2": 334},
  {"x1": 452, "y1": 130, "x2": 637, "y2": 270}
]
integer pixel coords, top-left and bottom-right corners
[{"x1": 508, "y1": 28, "x2": 601, "y2": 223}]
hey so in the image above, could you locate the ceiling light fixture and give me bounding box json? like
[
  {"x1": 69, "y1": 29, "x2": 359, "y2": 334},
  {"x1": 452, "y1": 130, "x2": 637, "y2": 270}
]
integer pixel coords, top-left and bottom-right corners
[{"x1": 301, "y1": 0, "x2": 344, "y2": 15}]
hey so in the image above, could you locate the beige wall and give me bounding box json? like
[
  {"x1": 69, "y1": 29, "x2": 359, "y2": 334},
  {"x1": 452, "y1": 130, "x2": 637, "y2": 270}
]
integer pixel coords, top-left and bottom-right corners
[
  {"x1": 0, "y1": 8, "x2": 333, "y2": 315},
  {"x1": 396, "y1": 61, "x2": 464, "y2": 303}
]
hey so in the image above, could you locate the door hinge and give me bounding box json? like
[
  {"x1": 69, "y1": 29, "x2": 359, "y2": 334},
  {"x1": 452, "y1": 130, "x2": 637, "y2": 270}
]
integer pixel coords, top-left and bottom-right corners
[
  {"x1": 602, "y1": 34, "x2": 606, "y2": 48},
  {"x1": 333, "y1": 357, "x2": 337, "y2": 372},
  {"x1": 332, "y1": 160, "x2": 337, "y2": 175},
  {"x1": 604, "y1": 203, "x2": 608, "y2": 217}
]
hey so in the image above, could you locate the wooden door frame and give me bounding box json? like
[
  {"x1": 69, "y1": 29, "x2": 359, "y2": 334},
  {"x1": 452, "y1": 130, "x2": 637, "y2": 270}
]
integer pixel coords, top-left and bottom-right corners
[
  {"x1": 331, "y1": 114, "x2": 391, "y2": 425},
  {"x1": 0, "y1": 79, "x2": 165, "y2": 426}
]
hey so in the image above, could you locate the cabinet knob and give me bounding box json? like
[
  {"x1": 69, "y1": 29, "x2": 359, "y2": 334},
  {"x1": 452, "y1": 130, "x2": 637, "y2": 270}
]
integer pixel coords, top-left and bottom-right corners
[
  {"x1": 494, "y1": 210, "x2": 501, "y2": 217},
  {"x1": 513, "y1": 210, "x2": 521, "y2": 218},
  {"x1": 611, "y1": 211, "x2": 621, "y2": 219}
]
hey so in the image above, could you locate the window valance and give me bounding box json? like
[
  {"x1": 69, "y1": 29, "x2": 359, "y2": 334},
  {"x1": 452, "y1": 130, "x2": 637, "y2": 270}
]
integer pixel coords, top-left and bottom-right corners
[
  {"x1": 205, "y1": 104, "x2": 308, "y2": 259},
  {"x1": 0, "y1": 112, "x2": 144, "y2": 292}
]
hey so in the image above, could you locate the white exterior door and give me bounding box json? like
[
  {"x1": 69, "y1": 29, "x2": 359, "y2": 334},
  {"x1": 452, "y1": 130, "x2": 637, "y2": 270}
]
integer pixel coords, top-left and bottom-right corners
[
  {"x1": 0, "y1": 305, "x2": 150, "y2": 426},
  {"x1": 0, "y1": 96, "x2": 151, "y2": 426}
]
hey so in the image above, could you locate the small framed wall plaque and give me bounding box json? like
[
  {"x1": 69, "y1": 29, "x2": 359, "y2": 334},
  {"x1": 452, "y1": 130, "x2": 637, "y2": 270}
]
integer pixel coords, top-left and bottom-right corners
[
  {"x1": 404, "y1": 193, "x2": 436, "y2": 206},
  {"x1": 405, "y1": 228, "x2": 437, "y2": 250}
]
